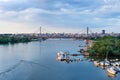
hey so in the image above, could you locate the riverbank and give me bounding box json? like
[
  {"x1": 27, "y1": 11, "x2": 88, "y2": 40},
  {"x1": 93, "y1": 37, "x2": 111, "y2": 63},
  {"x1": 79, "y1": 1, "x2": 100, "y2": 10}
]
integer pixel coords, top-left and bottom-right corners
[
  {"x1": 0, "y1": 34, "x2": 48, "y2": 44},
  {"x1": 0, "y1": 36, "x2": 31, "y2": 44}
]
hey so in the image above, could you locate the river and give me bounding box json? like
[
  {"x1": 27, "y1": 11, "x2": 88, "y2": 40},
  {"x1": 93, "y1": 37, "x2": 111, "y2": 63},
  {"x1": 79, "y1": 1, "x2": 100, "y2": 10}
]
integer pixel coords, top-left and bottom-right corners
[{"x1": 0, "y1": 39, "x2": 119, "y2": 80}]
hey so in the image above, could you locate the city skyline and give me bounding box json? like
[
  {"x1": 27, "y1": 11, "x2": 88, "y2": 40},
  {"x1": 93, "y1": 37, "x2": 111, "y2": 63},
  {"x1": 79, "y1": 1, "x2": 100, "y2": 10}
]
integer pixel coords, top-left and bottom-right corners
[{"x1": 0, "y1": 0, "x2": 120, "y2": 33}]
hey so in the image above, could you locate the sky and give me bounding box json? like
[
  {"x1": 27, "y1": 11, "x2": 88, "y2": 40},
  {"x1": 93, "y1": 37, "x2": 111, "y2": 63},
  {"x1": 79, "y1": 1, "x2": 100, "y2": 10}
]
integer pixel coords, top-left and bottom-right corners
[{"x1": 0, "y1": 0, "x2": 120, "y2": 33}]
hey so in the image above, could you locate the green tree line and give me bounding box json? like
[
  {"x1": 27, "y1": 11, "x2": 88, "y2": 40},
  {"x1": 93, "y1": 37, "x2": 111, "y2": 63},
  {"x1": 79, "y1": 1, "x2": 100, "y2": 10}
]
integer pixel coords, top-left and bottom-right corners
[
  {"x1": 0, "y1": 36, "x2": 31, "y2": 44},
  {"x1": 88, "y1": 36, "x2": 120, "y2": 58}
]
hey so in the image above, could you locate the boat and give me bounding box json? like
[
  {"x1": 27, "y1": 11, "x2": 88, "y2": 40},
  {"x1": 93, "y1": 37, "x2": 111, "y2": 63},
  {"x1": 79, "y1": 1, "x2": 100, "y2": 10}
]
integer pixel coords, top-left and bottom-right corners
[
  {"x1": 115, "y1": 62, "x2": 120, "y2": 66},
  {"x1": 111, "y1": 62, "x2": 120, "y2": 66},
  {"x1": 83, "y1": 52, "x2": 89, "y2": 56},
  {"x1": 94, "y1": 61, "x2": 99, "y2": 67},
  {"x1": 57, "y1": 51, "x2": 64, "y2": 56},
  {"x1": 111, "y1": 63, "x2": 117, "y2": 66},
  {"x1": 56, "y1": 51, "x2": 64, "y2": 61},
  {"x1": 107, "y1": 72, "x2": 116, "y2": 78},
  {"x1": 66, "y1": 57, "x2": 71, "y2": 63},
  {"x1": 100, "y1": 61, "x2": 109, "y2": 66},
  {"x1": 107, "y1": 67, "x2": 116, "y2": 75},
  {"x1": 80, "y1": 49, "x2": 85, "y2": 53},
  {"x1": 114, "y1": 66, "x2": 120, "y2": 72},
  {"x1": 71, "y1": 54, "x2": 80, "y2": 56}
]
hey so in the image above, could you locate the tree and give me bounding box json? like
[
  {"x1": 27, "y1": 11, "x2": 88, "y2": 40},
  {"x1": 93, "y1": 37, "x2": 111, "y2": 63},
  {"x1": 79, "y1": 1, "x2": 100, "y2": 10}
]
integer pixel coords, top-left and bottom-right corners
[{"x1": 89, "y1": 36, "x2": 120, "y2": 58}]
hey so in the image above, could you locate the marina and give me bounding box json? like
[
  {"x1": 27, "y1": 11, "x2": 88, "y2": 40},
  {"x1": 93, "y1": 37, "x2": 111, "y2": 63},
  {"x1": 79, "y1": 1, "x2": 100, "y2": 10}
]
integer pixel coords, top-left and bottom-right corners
[{"x1": 56, "y1": 51, "x2": 120, "y2": 78}]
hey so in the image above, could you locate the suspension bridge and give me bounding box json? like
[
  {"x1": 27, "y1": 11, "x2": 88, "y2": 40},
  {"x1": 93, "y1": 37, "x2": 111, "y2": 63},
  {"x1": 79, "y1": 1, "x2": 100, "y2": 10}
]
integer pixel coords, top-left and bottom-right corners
[{"x1": 33, "y1": 27, "x2": 94, "y2": 40}]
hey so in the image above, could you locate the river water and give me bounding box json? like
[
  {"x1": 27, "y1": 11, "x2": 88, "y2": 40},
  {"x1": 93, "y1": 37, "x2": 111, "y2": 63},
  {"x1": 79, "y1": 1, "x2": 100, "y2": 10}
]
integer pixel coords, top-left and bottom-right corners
[{"x1": 0, "y1": 39, "x2": 119, "y2": 80}]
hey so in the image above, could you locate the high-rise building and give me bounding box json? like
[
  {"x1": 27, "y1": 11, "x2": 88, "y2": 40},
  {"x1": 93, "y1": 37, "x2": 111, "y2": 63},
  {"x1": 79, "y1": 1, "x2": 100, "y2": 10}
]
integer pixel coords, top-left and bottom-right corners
[
  {"x1": 102, "y1": 30, "x2": 105, "y2": 34},
  {"x1": 87, "y1": 27, "x2": 89, "y2": 35}
]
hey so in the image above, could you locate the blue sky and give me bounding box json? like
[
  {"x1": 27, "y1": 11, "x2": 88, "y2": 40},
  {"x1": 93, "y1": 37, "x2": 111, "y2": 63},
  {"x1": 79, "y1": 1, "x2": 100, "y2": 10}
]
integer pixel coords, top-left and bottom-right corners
[{"x1": 0, "y1": 0, "x2": 120, "y2": 33}]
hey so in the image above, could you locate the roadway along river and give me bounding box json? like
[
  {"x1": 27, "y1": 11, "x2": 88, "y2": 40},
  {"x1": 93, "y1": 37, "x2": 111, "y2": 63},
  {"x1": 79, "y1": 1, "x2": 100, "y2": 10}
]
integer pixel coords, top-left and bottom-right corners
[{"x1": 0, "y1": 39, "x2": 119, "y2": 80}]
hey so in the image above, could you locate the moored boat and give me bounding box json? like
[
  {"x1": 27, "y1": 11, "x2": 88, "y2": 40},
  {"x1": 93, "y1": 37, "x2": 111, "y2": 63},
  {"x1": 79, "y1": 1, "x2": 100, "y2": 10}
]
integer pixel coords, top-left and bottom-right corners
[
  {"x1": 107, "y1": 67, "x2": 116, "y2": 75},
  {"x1": 94, "y1": 61, "x2": 99, "y2": 67},
  {"x1": 107, "y1": 72, "x2": 116, "y2": 78},
  {"x1": 114, "y1": 66, "x2": 120, "y2": 72},
  {"x1": 56, "y1": 51, "x2": 64, "y2": 61},
  {"x1": 83, "y1": 52, "x2": 89, "y2": 56},
  {"x1": 80, "y1": 49, "x2": 85, "y2": 53},
  {"x1": 100, "y1": 61, "x2": 109, "y2": 66},
  {"x1": 115, "y1": 62, "x2": 120, "y2": 66}
]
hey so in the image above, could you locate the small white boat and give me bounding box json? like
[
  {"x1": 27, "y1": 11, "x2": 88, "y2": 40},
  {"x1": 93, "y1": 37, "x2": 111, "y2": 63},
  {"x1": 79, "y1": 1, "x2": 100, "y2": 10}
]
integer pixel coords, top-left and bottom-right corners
[
  {"x1": 56, "y1": 52, "x2": 63, "y2": 61},
  {"x1": 111, "y1": 63, "x2": 117, "y2": 66},
  {"x1": 107, "y1": 72, "x2": 116, "y2": 78},
  {"x1": 115, "y1": 62, "x2": 120, "y2": 66},
  {"x1": 115, "y1": 59, "x2": 119, "y2": 61},
  {"x1": 111, "y1": 62, "x2": 120, "y2": 66},
  {"x1": 100, "y1": 61, "x2": 109, "y2": 66},
  {"x1": 57, "y1": 51, "x2": 63, "y2": 56},
  {"x1": 107, "y1": 67, "x2": 116, "y2": 75},
  {"x1": 94, "y1": 61, "x2": 99, "y2": 67},
  {"x1": 114, "y1": 66, "x2": 120, "y2": 72}
]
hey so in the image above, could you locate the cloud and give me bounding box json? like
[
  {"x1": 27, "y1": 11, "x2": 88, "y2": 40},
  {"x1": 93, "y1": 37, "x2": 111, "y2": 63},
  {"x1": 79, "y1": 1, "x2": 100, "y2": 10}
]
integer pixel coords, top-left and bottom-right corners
[
  {"x1": 91, "y1": 0, "x2": 120, "y2": 18},
  {"x1": 0, "y1": 0, "x2": 120, "y2": 33},
  {"x1": 0, "y1": 20, "x2": 33, "y2": 33},
  {"x1": 0, "y1": 0, "x2": 15, "y2": 2}
]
